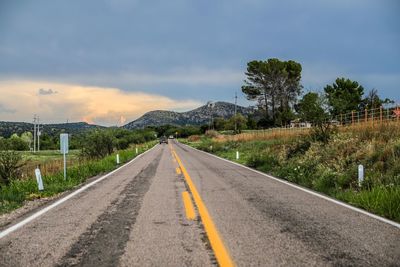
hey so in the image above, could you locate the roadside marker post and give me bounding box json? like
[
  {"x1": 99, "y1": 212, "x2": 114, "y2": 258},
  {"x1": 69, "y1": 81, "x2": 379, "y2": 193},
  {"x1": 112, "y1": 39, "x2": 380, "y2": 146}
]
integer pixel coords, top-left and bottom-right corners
[
  {"x1": 116, "y1": 153, "x2": 120, "y2": 165},
  {"x1": 135, "y1": 147, "x2": 138, "y2": 155},
  {"x1": 34, "y1": 168, "x2": 44, "y2": 191},
  {"x1": 358, "y1": 165, "x2": 364, "y2": 187},
  {"x1": 236, "y1": 151, "x2": 239, "y2": 160},
  {"x1": 60, "y1": 134, "x2": 69, "y2": 180}
]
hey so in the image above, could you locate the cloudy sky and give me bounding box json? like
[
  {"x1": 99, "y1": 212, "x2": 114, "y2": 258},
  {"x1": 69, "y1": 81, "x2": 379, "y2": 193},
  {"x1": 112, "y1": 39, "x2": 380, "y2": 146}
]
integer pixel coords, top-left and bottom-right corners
[{"x1": 0, "y1": 0, "x2": 399, "y2": 126}]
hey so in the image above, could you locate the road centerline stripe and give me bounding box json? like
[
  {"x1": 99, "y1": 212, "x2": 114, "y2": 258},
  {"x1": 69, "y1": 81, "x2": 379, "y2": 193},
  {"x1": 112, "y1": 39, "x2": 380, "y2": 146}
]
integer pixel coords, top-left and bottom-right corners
[
  {"x1": 172, "y1": 148, "x2": 235, "y2": 267},
  {"x1": 182, "y1": 191, "x2": 196, "y2": 220}
]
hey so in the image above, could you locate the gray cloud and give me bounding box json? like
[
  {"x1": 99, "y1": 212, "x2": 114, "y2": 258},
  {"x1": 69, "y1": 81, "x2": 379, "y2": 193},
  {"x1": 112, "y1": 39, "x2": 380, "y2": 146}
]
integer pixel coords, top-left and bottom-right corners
[
  {"x1": 0, "y1": 0, "x2": 399, "y2": 104},
  {"x1": 38, "y1": 88, "x2": 58, "y2": 95},
  {"x1": 0, "y1": 103, "x2": 16, "y2": 114}
]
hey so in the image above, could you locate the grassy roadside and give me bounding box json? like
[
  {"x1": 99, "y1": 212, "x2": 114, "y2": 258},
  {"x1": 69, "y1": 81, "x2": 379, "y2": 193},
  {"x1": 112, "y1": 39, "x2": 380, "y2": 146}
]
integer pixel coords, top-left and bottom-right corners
[
  {"x1": 182, "y1": 123, "x2": 400, "y2": 223},
  {"x1": 20, "y1": 149, "x2": 80, "y2": 161},
  {"x1": 0, "y1": 142, "x2": 156, "y2": 214}
]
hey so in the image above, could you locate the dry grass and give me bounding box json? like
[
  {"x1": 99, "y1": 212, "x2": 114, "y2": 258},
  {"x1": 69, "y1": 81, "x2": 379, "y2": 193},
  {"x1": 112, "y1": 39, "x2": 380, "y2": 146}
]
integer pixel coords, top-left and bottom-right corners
[
  {"x1": 187, "y1": 135, "x2": 201, "y2": 142},
  {"x1": 339, "y1": 120, "x2": 400, "y2": 138},
  {"x1": 215, "y1": 120, "x2": 400, "y2": 143},
  {"x1": 20, "y1": 158, "x2": 85, "y2": 179},
  {"x1": 215, "y1": 128, "x2": 310, "y2": 142}
]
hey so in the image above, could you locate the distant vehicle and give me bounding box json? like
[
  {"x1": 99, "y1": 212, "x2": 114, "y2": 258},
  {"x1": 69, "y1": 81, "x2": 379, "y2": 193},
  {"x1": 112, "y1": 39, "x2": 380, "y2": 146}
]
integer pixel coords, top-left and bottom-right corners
[
  {"x1": 168, "y1": 135, "x2": 174, "y2": 139},
  {"x1": 159, "y1": 136, "x2": 168, "y2": 144}
]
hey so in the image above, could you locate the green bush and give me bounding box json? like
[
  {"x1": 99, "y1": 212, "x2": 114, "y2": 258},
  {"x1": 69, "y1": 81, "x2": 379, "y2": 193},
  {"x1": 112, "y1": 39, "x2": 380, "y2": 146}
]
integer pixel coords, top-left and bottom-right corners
[
  {"x1": 80, "y1": 130, "x2": 115, "y2": 159},
  {"x1": 286, "y1": 139, "x2": 311, "y2": 159},
  {"x1": 313, "y1": 166, "x2": 337, "y2": 194},
  {"x1": 247, "y1": 152, "x2": 278, "y2": 172},
  {"x1": 0, "y1": 151, "x2": 25, "y2": 185}
]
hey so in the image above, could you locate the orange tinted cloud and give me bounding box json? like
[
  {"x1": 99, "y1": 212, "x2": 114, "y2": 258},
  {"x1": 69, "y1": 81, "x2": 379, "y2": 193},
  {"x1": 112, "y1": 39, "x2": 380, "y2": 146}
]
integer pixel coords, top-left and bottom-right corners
[{"x1": 0, "y1": 80, "x2": 201, "y2": 126}]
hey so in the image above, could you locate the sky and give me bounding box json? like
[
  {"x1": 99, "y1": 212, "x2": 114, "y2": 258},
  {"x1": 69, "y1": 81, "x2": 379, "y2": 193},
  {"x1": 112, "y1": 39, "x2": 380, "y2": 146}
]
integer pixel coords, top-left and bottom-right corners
[{"x1": 0, "y1": 0, "x2": 399, "y2": 126}]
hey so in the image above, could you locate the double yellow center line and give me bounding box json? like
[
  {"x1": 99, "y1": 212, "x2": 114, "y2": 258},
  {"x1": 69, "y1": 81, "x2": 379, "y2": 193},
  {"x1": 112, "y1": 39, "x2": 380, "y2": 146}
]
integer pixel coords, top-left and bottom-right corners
[{"x1": 170, "y1": 144, "x2": 234, "y2": 267}]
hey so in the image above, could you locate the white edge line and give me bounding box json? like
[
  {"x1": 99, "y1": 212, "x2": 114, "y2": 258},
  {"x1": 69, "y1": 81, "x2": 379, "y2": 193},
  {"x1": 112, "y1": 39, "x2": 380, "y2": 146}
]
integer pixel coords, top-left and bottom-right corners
[
  {"x1": 179, "y1": 142, "x2": 400, "y2": 229},
  {"x1": 0, "y1": 145, "x2": 158, "y2": 239}
]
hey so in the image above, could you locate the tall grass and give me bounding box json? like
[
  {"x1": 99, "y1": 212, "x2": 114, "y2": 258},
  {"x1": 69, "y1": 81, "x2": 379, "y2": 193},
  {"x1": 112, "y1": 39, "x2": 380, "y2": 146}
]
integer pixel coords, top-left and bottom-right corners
[
  {"x1": 216, "y1": 128, "x2": 309, "y2": 142},
  {"x1": 336, "y1": 186, "x2": 400, "y2": 222}
]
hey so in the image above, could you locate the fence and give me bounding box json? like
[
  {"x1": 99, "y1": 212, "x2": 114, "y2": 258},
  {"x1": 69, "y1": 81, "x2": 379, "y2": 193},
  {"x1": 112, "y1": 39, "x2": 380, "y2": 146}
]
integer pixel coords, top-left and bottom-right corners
[
  {"x1": 219, "y1": 105, "x2": 400, "y2": 142},
  {"x1": 331, "y1": 106, "x2": 400, "y2": 126}
]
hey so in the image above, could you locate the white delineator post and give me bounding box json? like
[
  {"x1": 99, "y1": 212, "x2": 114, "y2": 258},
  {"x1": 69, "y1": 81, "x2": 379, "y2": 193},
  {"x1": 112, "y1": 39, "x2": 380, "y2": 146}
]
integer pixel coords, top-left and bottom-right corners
[
  {"x1": 116, "y1": 153, "x2": 120, "y2": 164},
  {"x1": 60, "y1": 134, "x2": 69, "y2": 180},
  {"x1": 358, "y1": 164, "x2": 364, "y2": 187},
  {"x1": 135, "y1": 147, "x2": 138, "y2": 155},
  {"x1": 236, "y1": 151, "x2": 239, "y2": 160},
  {"x1": 35, "y1": 168, "x2": 44, "y2": 191}
]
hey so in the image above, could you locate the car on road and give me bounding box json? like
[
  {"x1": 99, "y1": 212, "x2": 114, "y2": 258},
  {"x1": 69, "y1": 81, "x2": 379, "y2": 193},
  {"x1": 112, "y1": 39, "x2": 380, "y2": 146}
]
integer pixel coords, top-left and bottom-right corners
[
  {"x1": 159, "y1": 136, "x2": 168, "y2": 144},
  {"x1": 168, "y1": 135, "x2": 174, "y2": 139}
]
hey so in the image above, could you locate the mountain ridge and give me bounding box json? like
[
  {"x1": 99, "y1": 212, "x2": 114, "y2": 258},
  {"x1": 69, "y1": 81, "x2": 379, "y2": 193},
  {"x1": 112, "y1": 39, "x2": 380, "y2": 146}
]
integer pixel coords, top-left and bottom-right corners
[
  {"x1": 0, "y1": 121, "x2": 103, "y2": 138},
  {"x1": 0, "y1": 102, "x2": 253, "y2": 136},
  {"x1": 123, "y1": 101, "x2": 252, "y2": 129}
]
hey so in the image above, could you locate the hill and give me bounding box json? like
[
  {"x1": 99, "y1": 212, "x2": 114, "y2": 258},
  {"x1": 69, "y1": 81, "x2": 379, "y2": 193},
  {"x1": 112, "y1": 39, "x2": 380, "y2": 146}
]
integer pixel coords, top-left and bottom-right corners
[
  {"x1": 0, "y1": 121, "x2": 103, "y2": 138},
  {"x1": 123, "y1": 101, "x2": 252, "y2": 129}
]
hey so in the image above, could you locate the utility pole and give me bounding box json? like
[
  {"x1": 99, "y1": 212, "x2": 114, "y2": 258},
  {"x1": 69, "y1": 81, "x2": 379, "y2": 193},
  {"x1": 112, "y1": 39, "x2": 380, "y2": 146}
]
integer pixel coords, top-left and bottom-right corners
[
  {"x1": 33, "y1": 115, "x2": 37, "y2": 152},
  {"x1": 207, "y1": 101, "x2": 215, "y2": 130},
  {"x1": 234, "y1": 92, "x2": 238, "y2": 133},
  {"x1": 37, "y1": 116, "x2": 40, "y2": 152}
]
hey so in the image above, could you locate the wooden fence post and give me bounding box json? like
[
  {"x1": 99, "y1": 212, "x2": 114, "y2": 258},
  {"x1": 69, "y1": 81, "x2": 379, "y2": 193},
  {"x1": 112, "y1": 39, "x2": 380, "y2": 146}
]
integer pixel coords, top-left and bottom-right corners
[
  {"x1": 372, "y1": 109, "x2": 374, "y2": 125},
  {"x1": 380, "y1": 107, "x2": 383, "y2": 123},
  {"x1": 351, "y1": 111, "x2": 354, "y2": 125}
]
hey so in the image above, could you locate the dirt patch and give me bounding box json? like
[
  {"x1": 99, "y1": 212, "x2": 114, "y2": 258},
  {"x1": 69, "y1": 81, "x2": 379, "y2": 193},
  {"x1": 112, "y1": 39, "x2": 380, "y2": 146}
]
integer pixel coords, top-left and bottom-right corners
[{"x1": 56, "y1": 151, "x2": 162, "y2": 267}]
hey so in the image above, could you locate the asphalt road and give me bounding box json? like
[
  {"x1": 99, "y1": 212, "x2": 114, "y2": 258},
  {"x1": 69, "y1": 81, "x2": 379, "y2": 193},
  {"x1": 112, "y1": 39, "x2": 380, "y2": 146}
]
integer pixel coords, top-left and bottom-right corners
[{"x1": 0, "y1": 140, "x2": 399, "y2": 266}]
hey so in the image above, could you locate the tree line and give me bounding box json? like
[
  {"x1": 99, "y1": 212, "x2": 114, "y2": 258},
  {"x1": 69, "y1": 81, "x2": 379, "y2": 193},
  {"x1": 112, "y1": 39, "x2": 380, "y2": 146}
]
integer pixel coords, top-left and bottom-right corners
[
  {"x1": 242, "y1": 58, "x2": 393, "y2": 127},
  {"x1": 0, "y1": 128, "x2": 156, "y2": 153}
]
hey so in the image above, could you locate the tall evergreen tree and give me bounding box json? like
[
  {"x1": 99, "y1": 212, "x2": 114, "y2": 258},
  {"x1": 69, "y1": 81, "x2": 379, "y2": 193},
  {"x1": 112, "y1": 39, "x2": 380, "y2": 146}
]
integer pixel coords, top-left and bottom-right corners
[
  {"x1": 242, "y1": 58, "x2": 302, "y2": 126},
  {"x1": 324, "y1": 78, "x2": 364, "y2": 115}
]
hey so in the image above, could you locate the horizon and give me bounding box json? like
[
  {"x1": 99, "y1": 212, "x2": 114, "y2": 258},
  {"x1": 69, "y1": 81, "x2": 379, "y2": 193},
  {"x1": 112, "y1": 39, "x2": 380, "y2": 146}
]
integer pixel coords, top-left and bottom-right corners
[
  {"x1": 1, "y1": 0, "x2": 399, "y2": 126},
  {"x1": 0, "y1": 100, "x2": 244, "y2": 126}
]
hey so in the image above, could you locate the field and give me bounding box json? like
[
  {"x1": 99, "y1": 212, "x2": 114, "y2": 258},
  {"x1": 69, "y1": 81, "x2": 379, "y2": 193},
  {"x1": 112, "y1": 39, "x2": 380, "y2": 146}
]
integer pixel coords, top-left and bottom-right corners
[
  {"x1": 19, "y1": 150, "x2": 80, "y2": 179},
  {"x1": 185, "y1": 121, "x2": 400, "y2": 222}
]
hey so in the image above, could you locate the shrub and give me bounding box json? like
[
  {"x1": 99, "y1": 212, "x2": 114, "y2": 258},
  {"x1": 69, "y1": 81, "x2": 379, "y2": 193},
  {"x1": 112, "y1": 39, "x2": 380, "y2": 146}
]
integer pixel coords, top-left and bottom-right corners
[
  {"x1": 313, "y1": 166, "x2": 337, "y2": 194},
  {"x1": 0, "y1": 151, "x2": 25, "y2": 185},
  {"x1": 205, "y1": 130, "x2": 219, "y2": 138},
  {"x1": 246, "y1": 152, "x2": 278, "y2": 172},
  {"x1": 310, "y1": 124, "x2": 337, "y2": 143},
  {"x1": 80, "y1": 130, "x2": 115, "y2": 159},
  {"x1": 286, "y1": 139, "x2": 311, "y2": 159},
  {"x1": 188, "y1": 135, "x2": 201, "y2": 142}
]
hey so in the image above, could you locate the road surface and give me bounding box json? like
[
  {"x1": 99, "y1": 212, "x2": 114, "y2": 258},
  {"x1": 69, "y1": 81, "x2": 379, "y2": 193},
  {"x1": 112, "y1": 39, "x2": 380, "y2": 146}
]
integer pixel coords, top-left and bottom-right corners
[{"x1": 0, "y1": 140, "x2": 399, "y2": 266}]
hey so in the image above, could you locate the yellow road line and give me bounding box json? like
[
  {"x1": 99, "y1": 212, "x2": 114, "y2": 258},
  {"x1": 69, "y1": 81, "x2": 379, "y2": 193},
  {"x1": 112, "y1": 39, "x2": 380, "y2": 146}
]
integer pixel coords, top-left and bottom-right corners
[
  {"x1": 172, "y1": 150, "x2": 234, "y2": 267},
  {"x1": 182, "y1": 191, "x2": 196, "y2": 220},
  {"x1": 176, "y1": 167, "x2": 182, "y2": 174}
]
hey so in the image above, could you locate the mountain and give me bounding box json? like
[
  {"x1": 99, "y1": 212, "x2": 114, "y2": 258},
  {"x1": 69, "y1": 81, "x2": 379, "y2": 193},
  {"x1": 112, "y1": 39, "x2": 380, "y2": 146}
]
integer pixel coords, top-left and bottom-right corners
[
  {"x1": 0, "y1": 121, "x2": 103, "y2": 138},
  {"x1": 123, "y1": 101, "x2": 253, "y2": 129}
]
